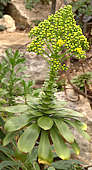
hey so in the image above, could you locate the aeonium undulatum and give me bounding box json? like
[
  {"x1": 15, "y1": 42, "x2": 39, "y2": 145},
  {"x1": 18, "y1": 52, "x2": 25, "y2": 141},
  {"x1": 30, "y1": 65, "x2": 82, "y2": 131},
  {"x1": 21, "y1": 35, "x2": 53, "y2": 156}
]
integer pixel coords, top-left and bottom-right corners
[
  {"x1": 3, "y1": 70, "x2": 90, "y2": 165},
  {"x1": 3, "y1": 5, "x2": 90, "y2": 166}
]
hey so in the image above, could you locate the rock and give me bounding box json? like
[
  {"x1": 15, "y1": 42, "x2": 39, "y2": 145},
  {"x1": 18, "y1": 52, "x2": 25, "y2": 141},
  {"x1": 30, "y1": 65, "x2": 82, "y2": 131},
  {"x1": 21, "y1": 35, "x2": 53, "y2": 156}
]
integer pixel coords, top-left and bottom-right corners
[
  {"x1": 56, "y1": 0, "x2": 79, "y2": 11},
  {"x1": 0, "y1": 15, "x2": 16, "y2": 32},
  {"x1": 6, "y1": 0, "x2": 50, "y2": 28},
  {"x1": 20, "y1": 50, "x2": 49, "y2": 83},
  {"x1": 88, "y1": 168, "x2": 92, "y2": 170},
  {"x1": 6, "y1": 1, "x2": 29, "y2": 29},
  {"x1": 56, "y1": 0, "x2": 65, "y2": 10},
  {"x1": 0, "y1": 31, "x2": 30, "y2": 61}
]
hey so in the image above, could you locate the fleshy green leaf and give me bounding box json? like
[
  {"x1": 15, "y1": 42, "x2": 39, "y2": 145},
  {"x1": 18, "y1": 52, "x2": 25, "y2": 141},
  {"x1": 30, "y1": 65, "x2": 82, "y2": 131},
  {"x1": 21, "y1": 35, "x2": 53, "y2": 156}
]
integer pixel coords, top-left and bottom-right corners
[
  {"x1": 27, "y1": 96, "x2": 39, "y2": 105},
  {"x1": 50, "y1": 127, "x2": 70, "y2": 160},
  {"x1": 64, "y1": 119, "x2": 90, "y2": 141},
  {"x1": 4, "y1": 114, "x2": 31, "y2": 132},
  {"x1": 44, "y1": 110, "x2": 55, "y2": 114},
  {"x1": 0, "y1": 104, "x2": 28, "y2": 113},
  {"x1": 37, "y1": 116, "x2": 53, "y2": 130},
  {"x1": 55, "y1": 108, "x2": 83, "y2": 118},
  {"x1": 3, "y1": 132, "x2": 16, "y2": 146},
  {"x1": 29, "y1": 109, "x2": 43, "y2": 116},
  {"x1": 71, "y1": 140, "x2": 80, "y2": 155},
  {"x1": 79, "y1": 130, "x2": 91, "y2": 141},
  {"x1": 14, "y1": 148, "x2": 27, "y2": 162},
  {"x1": 74, "y1": 121, "x2": 87, "y2": 131},
  {"x1": 66, "y1": 119, "x2": 87, "y2": 131},
  {"x1": 18, "y1": 124, "x2": 40, "y2": 153},
  {"x1": 38, "y1": 131, "x2": 53, "y2": 165},
  {"x1": 48, "y1": 167, "x2": 55, "y2": 170},
  {"x1": 54, "y1": 119, "x2": 74, "y2": 143}
]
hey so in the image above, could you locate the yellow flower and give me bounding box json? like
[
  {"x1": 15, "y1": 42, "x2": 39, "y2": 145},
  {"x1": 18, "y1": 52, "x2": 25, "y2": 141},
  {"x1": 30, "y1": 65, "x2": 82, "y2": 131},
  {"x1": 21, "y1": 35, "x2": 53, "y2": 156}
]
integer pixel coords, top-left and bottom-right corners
[
  {"x1": 76, "y1": 47, "x2": 85, "y2": 54},
  {"x1": 57, "y1": 39, "x2": 65, "y2": 47}
]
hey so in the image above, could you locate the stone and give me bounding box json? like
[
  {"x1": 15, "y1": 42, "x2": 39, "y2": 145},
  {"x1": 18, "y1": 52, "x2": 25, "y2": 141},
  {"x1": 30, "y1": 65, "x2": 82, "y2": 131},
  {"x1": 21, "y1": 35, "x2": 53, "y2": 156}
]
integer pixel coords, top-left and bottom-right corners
[
  {"x1": 20, "y1": 50, "x2": 49, "y2": 83},
  {"x1": 6, "y1": 0, "x2": 50, "y2": 28},
  {"x1": 88, "y1": 168, "x2": 92, "y2": 170},
  {"x1": 56, "y1": 0, "x2": 79, "y2": 10},
  {"x1": 0, "y1": 15, "x2": 16, "y2": 32}
]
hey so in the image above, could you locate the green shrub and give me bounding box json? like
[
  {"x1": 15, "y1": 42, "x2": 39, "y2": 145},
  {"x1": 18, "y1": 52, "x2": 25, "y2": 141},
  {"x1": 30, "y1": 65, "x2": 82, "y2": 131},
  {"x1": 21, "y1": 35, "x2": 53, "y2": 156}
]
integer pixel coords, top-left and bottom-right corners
[
  {"x1": 0, "y1": 0, "x2": 10, "y2": 18},
  {"x1": 24, "y1": 0, "x2": 40, "y2": 10},
  {"x1": 0, "y1": 48, "x2": 26, "y2": 105},
  {"x1": 57, "y1": 79, "x2": 66, "y2": 91},
  {"x1": 24, "y1": 0, "x2": 50, "y2": 10},
  {"x1": 71, "y1": 72, "x2": 92, "y2": 92},
  {"x1": 0, "y1": 48, "x2": 38, "y2": 106},
  {"x1": 32, "y1": 19, "x2": 42, "y2": 26},
  {"x1": 0, "y1": 25, "x2": 7, "y2": 31},
  {"x1": 70, "y1": 0, "x2": 92, "y2": 29}
]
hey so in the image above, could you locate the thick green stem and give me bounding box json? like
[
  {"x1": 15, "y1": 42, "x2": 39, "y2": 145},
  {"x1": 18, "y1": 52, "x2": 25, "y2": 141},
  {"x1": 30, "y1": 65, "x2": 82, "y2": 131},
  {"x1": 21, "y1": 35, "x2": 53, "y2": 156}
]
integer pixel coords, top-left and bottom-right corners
[{"x1": 40, "y1": 69, "x2": 57, "y2": 109}]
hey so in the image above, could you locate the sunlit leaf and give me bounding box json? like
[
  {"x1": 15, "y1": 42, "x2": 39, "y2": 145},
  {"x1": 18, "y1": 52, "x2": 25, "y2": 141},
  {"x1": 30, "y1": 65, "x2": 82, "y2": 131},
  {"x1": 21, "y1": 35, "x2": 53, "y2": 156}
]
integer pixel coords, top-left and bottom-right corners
[
  {"x1": 48, "y1": 167, "x2": 55, "y2": 170},
  {"x1": 0, "y1": 104, "x2": 28, "y2": 113},
  {"x1": 79, "y1": 130, "x2": 90, "y2": 141},
  {"x1": 50, "y1": 127, "x2": 70, "y2": 160},
  {"x1": 37, "y1": 116, "x2": 53, "y2": 130},
  {"x1": 38, "y1": 131, "x2": 53, "y2": 165},
  {"x1": 74, "y1": 121, "x2": 87, "y2": 131},
  {"x1": 18, "y1": 124, "x2": 40, "y2": 153},
  {"x1": 14, "y1": 148, "x2": 27, "y2": 162},
  {"x1": 29, "y1": 109, "x2": 43, "y2": 116},
  {"x1": 64, "y1": 119, "x2": 90, "y2": 141},
  {"x1": 55, "y1": 108, "x2": 83, "y2": 118},
  {"x1": 54, "y1": 119, "x2": 74, "y2": 143},
  {"x1": 5, "y1": 114, "x2": 31, "y2": 132}
]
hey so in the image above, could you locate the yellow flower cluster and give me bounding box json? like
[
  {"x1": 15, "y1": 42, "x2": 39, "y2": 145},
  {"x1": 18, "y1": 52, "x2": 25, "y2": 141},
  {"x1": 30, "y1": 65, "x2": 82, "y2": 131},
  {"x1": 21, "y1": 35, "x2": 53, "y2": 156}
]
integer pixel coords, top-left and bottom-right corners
[
  {"x1": 28, "y1": 5, "x2": 89, "y2": 71},
  {"x1": 76, "y1": 47, "x2": 85, "y2": 55},
  {"x1": 57, "y1": 39, "x2": 65, "y2": 47}
]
